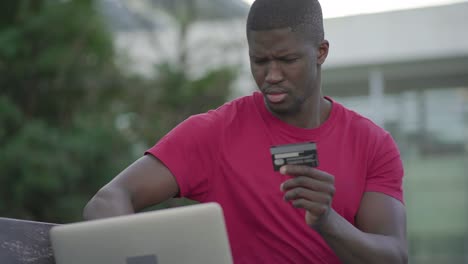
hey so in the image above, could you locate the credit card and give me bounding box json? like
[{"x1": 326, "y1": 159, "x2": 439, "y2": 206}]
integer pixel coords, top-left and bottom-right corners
[{"x1": 270, "y1": 142, "x2": 319, "y2": 171}]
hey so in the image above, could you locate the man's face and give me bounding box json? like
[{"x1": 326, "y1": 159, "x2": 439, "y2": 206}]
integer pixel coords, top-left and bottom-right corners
[{"x1": 247, "y1": 28, "x2": 327, "y2": 116}]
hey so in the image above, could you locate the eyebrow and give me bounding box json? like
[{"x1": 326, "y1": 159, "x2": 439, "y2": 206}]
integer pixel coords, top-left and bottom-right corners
[{"x1": 249, "y1": 52, "x2": 301, "y2": 58}]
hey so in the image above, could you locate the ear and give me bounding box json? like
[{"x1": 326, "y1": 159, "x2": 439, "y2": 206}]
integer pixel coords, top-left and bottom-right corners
[{"x1": 317, "y1": 40, "x2": 329, "y2": 65}]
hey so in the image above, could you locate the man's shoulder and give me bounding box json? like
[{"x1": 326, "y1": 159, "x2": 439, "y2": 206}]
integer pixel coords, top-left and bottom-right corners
[
  {"x1": 333, "y1": 99, "x2": 390, "y2": 139},
  {"x1": 216, "y1": 93, "x2": 257, "y2": 113},
  {"x1": 332, "y1": 100, "x2": 400, "y2": 160},
  {"x1": 185, "y1": 93, "x2": 257, "y2": 127},
  {"x1": 199, "y1": 93, "x2": 257, "y2": 119}
]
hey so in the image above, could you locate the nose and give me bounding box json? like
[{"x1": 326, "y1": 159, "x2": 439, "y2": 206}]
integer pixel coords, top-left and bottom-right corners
[{"x1": 265, "y1": 61, "x2": 284, "y2": 84}]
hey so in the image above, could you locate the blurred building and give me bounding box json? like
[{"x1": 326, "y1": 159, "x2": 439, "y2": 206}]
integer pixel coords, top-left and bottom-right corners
[
  {"x1": 101, "y1": 1, "x2": 468, "y2": 263},
  {"x1": 99, "y1": 0, "x2": 249, "y2": 77}
]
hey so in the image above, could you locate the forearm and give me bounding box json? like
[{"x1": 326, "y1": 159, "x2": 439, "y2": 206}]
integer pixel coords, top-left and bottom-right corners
[
  {"x1": 317, "y1": 210, "x2": 407, "y2": 264},
  {"x1": 83, "y1": 187, "x2": 135, "y2": 220}
]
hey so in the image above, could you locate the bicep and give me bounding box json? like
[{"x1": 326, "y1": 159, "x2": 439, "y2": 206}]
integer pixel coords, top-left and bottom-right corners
[
  {"x1": 355, "y1": 192, "x2": 407, "y2": 245},
  {"x1": 106, "y1": 154, "x2": 179, "y2": 211}
]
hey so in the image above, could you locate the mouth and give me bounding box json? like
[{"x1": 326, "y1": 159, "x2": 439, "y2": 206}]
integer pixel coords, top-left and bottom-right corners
[
  {"x1": 263, "y1": 88, "x2": 288, "y2": 104},
  {"x1": 266, "y1": 93, "x2": 287, "y2": 104}
]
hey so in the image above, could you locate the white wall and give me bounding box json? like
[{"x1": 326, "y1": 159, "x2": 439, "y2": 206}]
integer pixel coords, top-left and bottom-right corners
[{"x1": 324, "y1": 2, "x2": 468, "y2": 68}]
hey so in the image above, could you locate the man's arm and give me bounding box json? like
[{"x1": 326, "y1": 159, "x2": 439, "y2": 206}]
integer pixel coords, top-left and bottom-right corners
[
  {"x1": 318, "y1": 192, "x2": 407, "y2": 264},
  {"x1": 280, "y1": 165, "x2": 407, "y2": 264},
  {"x1": 83, "y1": 155, "x2": 179, "y2": 220}
]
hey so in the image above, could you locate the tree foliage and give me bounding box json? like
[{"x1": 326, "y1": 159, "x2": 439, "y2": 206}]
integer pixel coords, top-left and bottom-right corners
[
  {"x1": 0, "y1": 0, "x2": 132, "y2": 223},
  {"x1": 0, "y1": 0, "x2": 237, "y2": 222},
  {"x1": 0, "y1": 0, "x2": 119, "y2": 125}
]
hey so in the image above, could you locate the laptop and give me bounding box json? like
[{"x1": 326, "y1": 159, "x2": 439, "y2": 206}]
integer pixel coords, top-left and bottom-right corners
[{"x1": 50, "y1": 202, "x2": 233, "y2": 264}]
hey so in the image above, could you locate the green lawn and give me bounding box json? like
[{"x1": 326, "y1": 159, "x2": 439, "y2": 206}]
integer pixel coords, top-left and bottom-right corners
[{"x1": 404, "y1": 155, "x2": 468, "y2": 236}]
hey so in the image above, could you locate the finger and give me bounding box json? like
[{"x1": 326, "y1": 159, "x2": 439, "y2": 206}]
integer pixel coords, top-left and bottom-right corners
[
  {"x1": 281, "y1": 177, "x2": 335, "y2": 196},
  {"x1": 283, "y1": 188, "x2": 332, "y2": 204},
  {"x1": 280, "y1": 165, "x2": 334, "y2": 183},
  {"x1": 291, "y1": 199, "x2": 328, "y2": 215}
]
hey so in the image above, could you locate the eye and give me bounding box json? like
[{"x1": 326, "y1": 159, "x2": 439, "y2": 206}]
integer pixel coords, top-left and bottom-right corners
[
  {"x1": 282, "y1": 57, "x2": 299, "y2": 64},
  {"x1": 253, "y1": 58, "x2": 268, "y2": 65}
]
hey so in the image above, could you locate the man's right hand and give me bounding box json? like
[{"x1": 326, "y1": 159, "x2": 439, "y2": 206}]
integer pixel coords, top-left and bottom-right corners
[{"x1": 83, "y1": 155, "x2": 179, "y2": 220}]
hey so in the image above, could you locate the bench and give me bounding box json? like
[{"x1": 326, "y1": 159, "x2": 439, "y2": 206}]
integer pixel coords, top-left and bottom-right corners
[{"x1": 0, "y1": 218, "x2": 58, "y2": 264}]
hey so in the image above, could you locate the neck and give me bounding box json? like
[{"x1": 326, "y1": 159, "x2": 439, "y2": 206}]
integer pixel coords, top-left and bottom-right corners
[{"x1": 273, "y1": 94, "x2": 332, "y2": 129}]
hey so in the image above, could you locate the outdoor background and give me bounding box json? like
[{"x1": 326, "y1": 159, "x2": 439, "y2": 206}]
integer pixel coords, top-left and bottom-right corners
[{"x1": 1, "y1": 0, "x2": 467, "y2": 263}]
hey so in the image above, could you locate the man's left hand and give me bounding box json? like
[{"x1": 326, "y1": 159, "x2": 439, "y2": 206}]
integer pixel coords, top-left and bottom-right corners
[{"x1": 280, "y1": 165, "x2": 336, "y2": 229}]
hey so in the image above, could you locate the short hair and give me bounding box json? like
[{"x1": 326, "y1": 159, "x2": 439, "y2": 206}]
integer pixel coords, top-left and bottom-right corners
[{"x1": 247, "y1": 0, "x2": 324, "y2": 44}]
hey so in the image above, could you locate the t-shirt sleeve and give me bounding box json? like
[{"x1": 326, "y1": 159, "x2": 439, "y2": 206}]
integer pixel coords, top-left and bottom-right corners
[
  {"x1": 365, "y1": 133, "x2": 405, "y2": 204},
  {"x1": 145, "y1": 112, "x2": 221, "y2": 201}
]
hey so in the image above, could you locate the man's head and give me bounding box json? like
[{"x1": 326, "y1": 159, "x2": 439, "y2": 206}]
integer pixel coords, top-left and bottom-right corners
[
  {"x1": 246, "y1": 0, "x2": 329, "y2": 117},
  {"x1": 247, "y1": 0, "x2": 324, "y2": 45}
]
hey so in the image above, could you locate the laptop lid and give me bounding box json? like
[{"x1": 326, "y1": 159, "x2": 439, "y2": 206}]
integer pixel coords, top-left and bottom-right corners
[{"x1": 50, "y1": 203, "x2": 233, "y2": 264}]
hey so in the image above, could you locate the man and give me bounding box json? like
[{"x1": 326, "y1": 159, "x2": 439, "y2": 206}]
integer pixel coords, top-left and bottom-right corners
[{"x1": 83, "y1": 0, "x2": 407, "y2": 263}]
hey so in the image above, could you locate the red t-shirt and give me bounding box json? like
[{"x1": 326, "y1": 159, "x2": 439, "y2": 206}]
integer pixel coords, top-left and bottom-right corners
[{"x1": 146, "y1": 92, "x2": 404, "y2": 263}]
